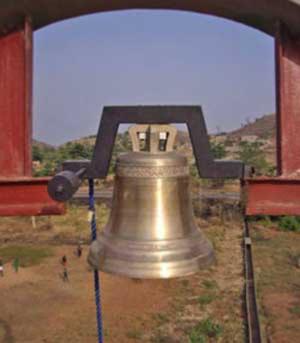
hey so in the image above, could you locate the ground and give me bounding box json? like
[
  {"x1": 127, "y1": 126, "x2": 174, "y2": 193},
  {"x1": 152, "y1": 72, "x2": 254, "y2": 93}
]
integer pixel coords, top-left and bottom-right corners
[
  {"x1": 0, "y1": 212, "x2": 245, "y2": 343},
  {"x1": 251, "y1": 225, "x2": 300, "y2": 343},
  {"x1": 0, "y1": 245, "x2": 174, "y2": 343},
  {"x1": 0, "y1": 204, "x2": 299, "y2": 342}
]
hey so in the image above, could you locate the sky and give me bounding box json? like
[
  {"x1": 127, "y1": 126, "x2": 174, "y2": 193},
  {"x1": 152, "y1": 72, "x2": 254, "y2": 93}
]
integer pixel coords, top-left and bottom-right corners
[{"x1": 33, "y1": 10, "x2": 275, "y2": 145}]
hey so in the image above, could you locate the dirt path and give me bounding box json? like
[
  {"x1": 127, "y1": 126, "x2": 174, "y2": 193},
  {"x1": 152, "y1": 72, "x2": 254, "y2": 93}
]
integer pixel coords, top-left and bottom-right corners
[{"x1": 0, "y1": 246, "x2": 174, "y2": 343}]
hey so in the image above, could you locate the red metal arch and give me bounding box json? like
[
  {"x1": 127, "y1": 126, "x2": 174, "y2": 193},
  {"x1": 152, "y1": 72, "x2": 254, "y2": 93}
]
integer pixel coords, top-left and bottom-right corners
[
  {"x1": 1, "y1": 0, "x2": 300, "y2": 36},
  {"x1": 1, "y1": 2, "x2": 300, "y2": 216}
]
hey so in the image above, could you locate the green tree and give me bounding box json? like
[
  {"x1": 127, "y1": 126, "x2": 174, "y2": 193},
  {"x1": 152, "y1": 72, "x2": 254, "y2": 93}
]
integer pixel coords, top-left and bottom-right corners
[
  {"x1": 210, "y1": 141, "x2": 227, "y2": 159},
  {"x1": 108, "y1": 132, "x2": 133, "y2": 174},
  {"x1": 32, "y1": 145, "x2": 44, "y2": 162},
  {"x1": 278, "y1": 216, "x2": 300, "y2": 232},
  {"x1": 57, "y1": 142, "x2": 93, "y2": 161},
  {"x1": 34, "y1": 162, "x2": 54, "y2": 176},
  {"x1": 236, "y1": 140, "x2": 269, "y2": 174},
  {"x1": 209, "y1": 141, "x2": 227, "y2": 188}
]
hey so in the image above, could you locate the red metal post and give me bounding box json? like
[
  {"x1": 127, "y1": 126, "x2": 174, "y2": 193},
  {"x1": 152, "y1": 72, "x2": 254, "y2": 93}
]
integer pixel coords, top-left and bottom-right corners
[
  {"x1": 275, "y1": 22, "x2": 300, "y2": 176},
  {"x1": 0, "y1": 19, "x2": 64, "y2": 216},
  {"x1": 244, "y1": 23, "x2": 300, "y2": 215},
  {"x1": 0, "y1": 19, "x2": 33, "y2": 177}
]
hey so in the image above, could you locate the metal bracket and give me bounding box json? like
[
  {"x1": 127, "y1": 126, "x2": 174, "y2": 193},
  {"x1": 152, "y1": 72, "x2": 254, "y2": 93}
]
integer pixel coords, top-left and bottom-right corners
[
  {"x1": 128, "y1": 124, "x2": 177, "y2": 153},
  {"x1": 49, "y1": 106, "x2": 244, "y2": 201},
  {"x1": 89, "y1": 106, "x2": 244, "y2": 179}
]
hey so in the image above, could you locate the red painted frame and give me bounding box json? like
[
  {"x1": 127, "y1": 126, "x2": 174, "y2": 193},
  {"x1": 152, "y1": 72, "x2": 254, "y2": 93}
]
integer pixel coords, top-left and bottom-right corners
[{"x1": 0, "y1": 18, "x2": 300, "y2": 216}]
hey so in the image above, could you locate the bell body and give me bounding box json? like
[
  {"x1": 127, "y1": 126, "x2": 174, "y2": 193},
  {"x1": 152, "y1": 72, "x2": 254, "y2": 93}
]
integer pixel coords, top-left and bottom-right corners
[{"x1": 88, "y1": 151, "x2": 214, "y2": 279}]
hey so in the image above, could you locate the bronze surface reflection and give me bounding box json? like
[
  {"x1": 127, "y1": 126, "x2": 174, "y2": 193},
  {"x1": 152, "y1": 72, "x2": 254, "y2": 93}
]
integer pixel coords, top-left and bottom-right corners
[{"x1": 88, "y1": 125, "x2": 214, "y2": 278}]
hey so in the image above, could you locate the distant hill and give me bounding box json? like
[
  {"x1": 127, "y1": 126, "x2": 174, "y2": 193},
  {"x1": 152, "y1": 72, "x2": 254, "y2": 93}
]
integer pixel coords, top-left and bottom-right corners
[
  {"x1": 228, "y1": 113, "x2": 275, "y2": 139},
  {"x1": 61, "y1": 135, "x2": 96, "y2": 147},
  {"x1": 32, "y1": 112, "x2": 277, "y2": 175},
  {"x1": 61, "y1": 131, "x2": 192, "y2": 148},
  {"x1": 32, "y1": 139, "x2": 55, "y2": 150},
  {"x1": 32, "y1": 113, "x2": 276, "y2": 149}
]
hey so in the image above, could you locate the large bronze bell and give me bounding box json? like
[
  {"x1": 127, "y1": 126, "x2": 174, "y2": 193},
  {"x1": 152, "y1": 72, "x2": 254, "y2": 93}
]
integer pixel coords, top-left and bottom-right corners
[{"x1": 88, "y1": 124, "x2": 214, "y2": 278}]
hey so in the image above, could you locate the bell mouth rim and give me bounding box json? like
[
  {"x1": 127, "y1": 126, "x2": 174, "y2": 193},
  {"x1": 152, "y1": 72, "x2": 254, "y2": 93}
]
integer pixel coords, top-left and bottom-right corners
[
  {"x1": 89, "y1": 257, "x2": 215, "y2": 280},
  {"x1": 87, "y1": 231, "x2": 215, "y2": 279},
  {"x1": 88, "y1": 240, "x2": 215, "y2": 279}
]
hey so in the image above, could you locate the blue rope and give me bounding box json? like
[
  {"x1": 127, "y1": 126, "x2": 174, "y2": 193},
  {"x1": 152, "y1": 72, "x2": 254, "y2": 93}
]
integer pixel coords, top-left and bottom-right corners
[{"x1": 89, "y1": 179, "x2": 104, "y2": 343}]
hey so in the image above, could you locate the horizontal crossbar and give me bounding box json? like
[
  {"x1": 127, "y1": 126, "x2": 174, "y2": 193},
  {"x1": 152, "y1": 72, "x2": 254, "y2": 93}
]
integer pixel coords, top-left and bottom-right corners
[
  {"x1": 243, "y1": 178, "x2": 300, "y2": 216},
  {"x1": 0, "y1": 177, "x2": 65, "y2": 216}
]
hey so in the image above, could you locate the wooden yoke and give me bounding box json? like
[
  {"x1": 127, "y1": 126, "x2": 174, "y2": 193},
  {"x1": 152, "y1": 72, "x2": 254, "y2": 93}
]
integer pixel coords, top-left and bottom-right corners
[{"x1": 0, "y1": 18, "x2": 64, "y2": 216}]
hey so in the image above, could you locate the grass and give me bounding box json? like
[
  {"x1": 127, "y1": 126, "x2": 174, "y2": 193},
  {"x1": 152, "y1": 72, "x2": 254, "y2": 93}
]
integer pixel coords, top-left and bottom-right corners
[
  {"x1": 205, "y1": 224, "x2": 225, "y2": 252},
  {"x1": 258, "y1": 215, "x2": 273, "y2": 229},
  {"x1": 181, "y1": 279, "x2": 190, "y2": 288},
  {"x1": 0, "y1": 245, "x2": 53, "y2": 267},
  {"x1": 197, "y1": 294, "x2": 215, "y2": 307},
  {"x1": 188, "y1": 318, "x2": 223, "y2": 343},
  {"x1": 202, "y1": 279, "x2": 218, "y2": 290},
  {"x1": 50, "y1": 204, "x2": 109, "y2": 236},
  {"x1": 197, "y1": 280, "x2": 218, "y2": 308},
  {"x1": 289, "y1": 306, "x2": 300, "y2": 317},
  {"x1": 150, "y1": 330, "x2": 171, "y2": 343},
  {"x1": 253, "y1": 215, "x2": 300, "y2": 232},
  {"x1": 252, "y1": 225, "x2": 300, "y2": 341},
  {"x1": 0, "y1": 203, "x2": 110, "y2": 244},
  {"x1": 152, "y1": 313, "x2": 170, "y2": 325},
  {"x1": 252, "y1": 228, "x2": 300, "y2": 290},
  {"x1": 278, "y1": 216, "x2": 300, "y2": 232},
  {"x1": 126, "y1": 328, "x2": 143, "y2": 340}
]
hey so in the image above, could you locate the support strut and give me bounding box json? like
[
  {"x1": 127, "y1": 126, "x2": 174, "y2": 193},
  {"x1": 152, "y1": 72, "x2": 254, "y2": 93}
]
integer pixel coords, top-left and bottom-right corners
[
  {"x1": 0, "y1": 19, "x2": 32, "y2": 176},
  {"x1": 276, "y1": 22, "x2": 300, "y2": 176}
]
